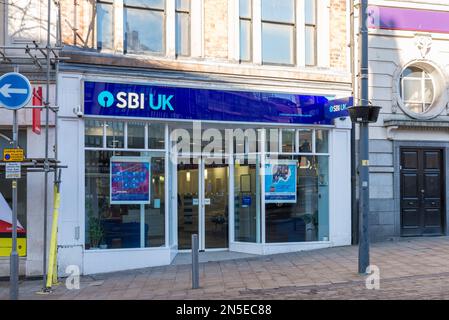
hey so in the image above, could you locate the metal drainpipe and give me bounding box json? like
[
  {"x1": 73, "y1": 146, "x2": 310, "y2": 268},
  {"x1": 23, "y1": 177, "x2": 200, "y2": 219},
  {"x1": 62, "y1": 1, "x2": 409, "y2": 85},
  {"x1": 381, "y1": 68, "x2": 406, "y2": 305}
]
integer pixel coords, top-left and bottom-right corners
[
  {"x1": 350, "y1": 0, "x2": 358, "y2": 245},
  {"x1": 358, "y1": 0, "x2": 370, "y2": 275}
]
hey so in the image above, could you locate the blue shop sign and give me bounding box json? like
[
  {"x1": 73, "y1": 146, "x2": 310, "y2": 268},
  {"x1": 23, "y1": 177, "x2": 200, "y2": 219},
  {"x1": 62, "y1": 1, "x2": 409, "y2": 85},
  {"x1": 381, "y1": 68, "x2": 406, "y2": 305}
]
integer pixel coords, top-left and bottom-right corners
[{"x1": 84, "y1": 81, "x2": 352, "y2": 125}]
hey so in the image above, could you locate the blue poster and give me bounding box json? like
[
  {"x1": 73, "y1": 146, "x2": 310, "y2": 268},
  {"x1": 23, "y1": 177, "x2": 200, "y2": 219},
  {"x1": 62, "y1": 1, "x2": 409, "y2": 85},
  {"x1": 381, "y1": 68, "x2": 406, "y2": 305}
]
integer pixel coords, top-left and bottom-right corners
[
  {"x1": 110, "y1": 157, "x2": 151, "y2": 204},
  {"x1": 265, "y1": 160, "x2": 297, "y2": 203}
]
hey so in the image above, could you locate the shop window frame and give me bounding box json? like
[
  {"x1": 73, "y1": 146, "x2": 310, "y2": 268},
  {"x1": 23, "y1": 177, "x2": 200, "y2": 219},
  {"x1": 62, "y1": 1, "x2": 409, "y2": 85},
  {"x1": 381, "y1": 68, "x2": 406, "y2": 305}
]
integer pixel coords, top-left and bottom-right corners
[{"x1": 84, "y1": 119, "x2": 169, "y2": 251}]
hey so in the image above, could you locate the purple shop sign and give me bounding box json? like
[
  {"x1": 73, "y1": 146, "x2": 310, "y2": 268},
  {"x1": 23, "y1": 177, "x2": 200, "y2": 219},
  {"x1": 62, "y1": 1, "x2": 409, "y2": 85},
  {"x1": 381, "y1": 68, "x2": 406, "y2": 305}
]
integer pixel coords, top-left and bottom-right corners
[{"x1": 368, "y1": 5, "x2": 449, "y2": 34}]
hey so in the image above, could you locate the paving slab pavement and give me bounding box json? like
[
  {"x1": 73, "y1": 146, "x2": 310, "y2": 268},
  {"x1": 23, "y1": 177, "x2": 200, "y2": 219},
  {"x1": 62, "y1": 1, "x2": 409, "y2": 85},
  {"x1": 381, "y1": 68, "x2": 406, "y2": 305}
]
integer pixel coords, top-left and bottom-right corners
[{"x1": 2, "y1": 237, "x2": 449, "y2": 300}]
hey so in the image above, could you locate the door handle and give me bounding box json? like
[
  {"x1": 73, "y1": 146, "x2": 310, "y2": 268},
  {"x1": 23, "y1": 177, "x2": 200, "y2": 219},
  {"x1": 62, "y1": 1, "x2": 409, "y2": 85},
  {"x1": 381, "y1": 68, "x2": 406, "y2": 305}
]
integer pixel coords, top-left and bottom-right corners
[{"x1": 421, "y1": 189, "x2": 425, "y2": 193}]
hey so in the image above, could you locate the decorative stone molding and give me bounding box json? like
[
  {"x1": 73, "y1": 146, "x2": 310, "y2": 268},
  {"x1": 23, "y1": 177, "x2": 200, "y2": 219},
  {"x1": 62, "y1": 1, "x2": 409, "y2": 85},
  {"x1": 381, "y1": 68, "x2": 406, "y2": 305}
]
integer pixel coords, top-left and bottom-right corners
[{"x1": 414, "y1": 34, "x2": 432, "y2": 59}]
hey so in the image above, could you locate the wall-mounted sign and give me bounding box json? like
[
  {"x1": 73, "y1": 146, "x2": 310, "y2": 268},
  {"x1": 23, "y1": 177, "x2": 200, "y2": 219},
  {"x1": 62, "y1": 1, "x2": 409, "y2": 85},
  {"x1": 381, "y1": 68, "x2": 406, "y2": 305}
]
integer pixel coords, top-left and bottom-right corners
[
  {"x1": 367, "y1": 6, "x2": 449, "y2": 34},
  {"x1": 5, "y1": 163, "x2": 21, "y2": 179},
  {"x1": 84, "y1": 81, "x2": 352, "y2": 125},
  {"x1": 110, "y1": 157, "x2": 151, "y2": 205},
  {"x1": 3, "y1": 148, "x2": 24, "y2": 162},
  {"x1": 265, "y1": 160, "x2": 297, "y2": 204},
  {"x1": 0, "y1": 72, "x2": 32, "y2": 110}
]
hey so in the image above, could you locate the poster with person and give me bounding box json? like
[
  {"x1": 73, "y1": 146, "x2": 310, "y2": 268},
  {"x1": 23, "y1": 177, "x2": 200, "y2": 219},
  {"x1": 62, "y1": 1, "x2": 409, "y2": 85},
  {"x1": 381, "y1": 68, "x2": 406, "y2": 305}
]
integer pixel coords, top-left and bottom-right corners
[{"x1": 264, "y1": 160, "x2": 297, "y2": 203}]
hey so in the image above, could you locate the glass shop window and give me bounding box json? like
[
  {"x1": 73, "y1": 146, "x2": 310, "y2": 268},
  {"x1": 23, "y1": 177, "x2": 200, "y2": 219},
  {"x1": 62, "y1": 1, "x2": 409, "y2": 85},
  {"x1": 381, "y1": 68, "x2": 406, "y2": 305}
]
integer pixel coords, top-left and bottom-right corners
[
  {"x1": 85, "y1": 150, "x2": 165, "y2": 249},
  {"x1": 265, "y1": 155, "x2": 329, "y2": 243}
]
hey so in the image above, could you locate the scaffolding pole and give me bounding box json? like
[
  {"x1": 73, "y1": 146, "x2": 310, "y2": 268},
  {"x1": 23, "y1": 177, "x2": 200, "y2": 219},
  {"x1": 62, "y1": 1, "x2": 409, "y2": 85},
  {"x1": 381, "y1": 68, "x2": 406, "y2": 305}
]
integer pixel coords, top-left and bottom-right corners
[{"x1": 0, "y1": 0, "x2": 65, "y2": 298}]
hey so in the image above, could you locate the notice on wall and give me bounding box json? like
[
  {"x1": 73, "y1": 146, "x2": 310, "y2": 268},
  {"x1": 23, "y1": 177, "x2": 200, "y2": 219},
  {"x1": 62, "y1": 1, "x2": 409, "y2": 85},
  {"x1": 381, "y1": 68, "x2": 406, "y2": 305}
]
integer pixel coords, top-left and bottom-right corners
[
  {"x1": 5, "y1": 163, "x2": 21, "y2": 179},
  {"x1": 110, "y1": 157, "x2": 151, "y2": 205},
  {"x1": 264, "y1": 160, "x2": 297, "y2": 204}
]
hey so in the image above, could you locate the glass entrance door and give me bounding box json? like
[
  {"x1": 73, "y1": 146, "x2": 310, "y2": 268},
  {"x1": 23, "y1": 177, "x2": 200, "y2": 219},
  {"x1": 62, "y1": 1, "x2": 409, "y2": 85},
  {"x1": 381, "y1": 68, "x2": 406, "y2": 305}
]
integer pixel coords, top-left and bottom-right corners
[
  {"x1": 177, "y1": 163, "x2": 200, "y2": 250},
  {"x1": 177, "y1": 158, "x2": 229, "y2": 250},
  {"x1": 204, "y1": 161, "x2": 229, "y2": 249}
]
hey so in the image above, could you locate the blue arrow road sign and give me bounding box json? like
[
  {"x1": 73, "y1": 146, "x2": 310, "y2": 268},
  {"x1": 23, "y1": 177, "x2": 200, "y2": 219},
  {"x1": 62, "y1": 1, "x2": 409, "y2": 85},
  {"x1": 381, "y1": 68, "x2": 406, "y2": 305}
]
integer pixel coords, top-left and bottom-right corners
[{"x1": 0, "y1": 72, "x2": 32, "y2": 110}]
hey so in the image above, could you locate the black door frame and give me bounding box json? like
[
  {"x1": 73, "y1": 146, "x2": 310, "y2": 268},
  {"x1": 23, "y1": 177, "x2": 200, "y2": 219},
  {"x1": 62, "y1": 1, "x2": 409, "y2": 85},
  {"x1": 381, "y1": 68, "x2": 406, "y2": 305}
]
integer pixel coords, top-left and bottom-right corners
[{"x1": 399, "y1": 146, "x2": 446, "y2": 237}]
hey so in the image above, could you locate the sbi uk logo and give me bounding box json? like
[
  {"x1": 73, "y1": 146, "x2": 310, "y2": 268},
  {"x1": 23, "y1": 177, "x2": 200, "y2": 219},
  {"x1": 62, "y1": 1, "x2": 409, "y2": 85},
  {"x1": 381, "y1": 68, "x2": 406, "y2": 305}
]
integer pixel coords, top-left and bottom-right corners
[{"x1": 98, "y1": 90, "x2": 175, "y2": 111}]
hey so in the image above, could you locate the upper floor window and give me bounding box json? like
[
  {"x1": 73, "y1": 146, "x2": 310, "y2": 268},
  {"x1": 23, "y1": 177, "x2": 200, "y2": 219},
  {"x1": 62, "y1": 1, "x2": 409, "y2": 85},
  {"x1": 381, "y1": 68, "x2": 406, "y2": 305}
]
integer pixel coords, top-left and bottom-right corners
[
  {"x1": 304, "y1": 0, "x2": 317, "y2": 66},
  {"x1": 239, "y1": 0, "x2": 252, "y2": 62},
  {"x1": 95, "y1": 0, "x2": 200, "y2": 57},
  {"x1": 96, "y1": 0, "x2": 114, "y2": 50},
  {"x1": 124, "y1": 0, "x2": 166, "y2": 54},
  {"x1": 261, "y1": 0, "x2": 295, "y2": 65},
  {"x1": 176, "y1": 0, "x2": 191, "y2": 56},
  {"x1": 238, "y1": 0, "x2": 323, "y2": 67},
  {"x1": 400, "y1": 66, "x2": 434, "y2": 114}
]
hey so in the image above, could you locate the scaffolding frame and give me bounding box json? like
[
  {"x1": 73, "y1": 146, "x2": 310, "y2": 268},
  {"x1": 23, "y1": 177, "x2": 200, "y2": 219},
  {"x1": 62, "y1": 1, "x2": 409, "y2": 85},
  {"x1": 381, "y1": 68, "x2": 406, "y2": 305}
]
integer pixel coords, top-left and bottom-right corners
[{"x1": 0, "y1": 0, "x2": 66, "y2": 294}]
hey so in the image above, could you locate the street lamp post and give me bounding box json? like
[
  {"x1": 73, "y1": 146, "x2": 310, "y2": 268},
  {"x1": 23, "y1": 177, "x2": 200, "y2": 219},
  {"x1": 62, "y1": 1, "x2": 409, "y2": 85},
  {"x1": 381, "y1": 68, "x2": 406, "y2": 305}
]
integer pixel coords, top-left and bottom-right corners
[
  {"x1": 348, "y1": 0, "x2": 381, "y2": 275},
  {"x1": 359, "y1": 0, "x2": 370, "y2": 276}
]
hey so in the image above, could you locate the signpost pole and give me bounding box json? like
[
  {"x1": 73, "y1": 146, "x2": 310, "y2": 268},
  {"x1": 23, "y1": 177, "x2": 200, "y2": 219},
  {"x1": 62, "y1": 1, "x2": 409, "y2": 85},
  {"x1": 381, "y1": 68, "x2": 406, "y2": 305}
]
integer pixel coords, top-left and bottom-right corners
[
  {"x1": 9, "y1": 109, "x2": 19, "y2": 300},
  {"x1": 0, "y1": 68, "x2": 32, "y2": 300}
]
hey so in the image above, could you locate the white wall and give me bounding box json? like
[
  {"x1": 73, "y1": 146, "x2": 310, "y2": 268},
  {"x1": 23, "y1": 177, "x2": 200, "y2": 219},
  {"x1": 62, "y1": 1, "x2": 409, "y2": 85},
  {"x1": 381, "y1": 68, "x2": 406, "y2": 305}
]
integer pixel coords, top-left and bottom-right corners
[
  {"x1": 329, "y1": 121, "x2": 352, "y2": 246},
  {"x1": 57, "y1": 73, "x2": 84, "y2": 276}
]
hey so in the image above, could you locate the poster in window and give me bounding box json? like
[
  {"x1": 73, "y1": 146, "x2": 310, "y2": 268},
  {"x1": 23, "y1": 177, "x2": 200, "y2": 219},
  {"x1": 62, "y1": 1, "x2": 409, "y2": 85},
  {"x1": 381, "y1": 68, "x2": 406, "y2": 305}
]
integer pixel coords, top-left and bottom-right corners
[
  {"x1": 110, "y1": 157, "x2": 151, "y2": 205},
  {"x1": 264, "y1": 160, "x2": 297, "y2": 203}
]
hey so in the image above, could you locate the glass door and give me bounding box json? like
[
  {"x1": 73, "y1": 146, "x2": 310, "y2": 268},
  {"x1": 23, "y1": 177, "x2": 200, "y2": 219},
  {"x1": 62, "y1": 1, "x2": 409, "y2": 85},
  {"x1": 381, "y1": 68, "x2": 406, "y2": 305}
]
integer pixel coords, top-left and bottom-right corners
[
  {"x1": 203, "y1": 160, "x2": 229, "y2": 249},
  {"x1": 177, "y1": 158, "x2": 229, "y2": 250},
  {"x1": 177, "y1": 163, "x2": 200, "y2": 250}
]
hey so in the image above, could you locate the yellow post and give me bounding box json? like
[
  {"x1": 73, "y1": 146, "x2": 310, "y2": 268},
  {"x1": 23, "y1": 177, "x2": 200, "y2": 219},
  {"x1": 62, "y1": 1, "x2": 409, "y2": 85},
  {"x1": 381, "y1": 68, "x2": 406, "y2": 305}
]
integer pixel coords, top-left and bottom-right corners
[{"x1": 46, "y1": 185, "x2": 61, "y2": 289}]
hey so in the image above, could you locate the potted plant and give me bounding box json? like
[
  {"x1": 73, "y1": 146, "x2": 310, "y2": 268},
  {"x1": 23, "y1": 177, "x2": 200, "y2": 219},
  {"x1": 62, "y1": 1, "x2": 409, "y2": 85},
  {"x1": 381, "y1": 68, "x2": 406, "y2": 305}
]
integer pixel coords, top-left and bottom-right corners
[
  {"x1": 88, "y1": 213, "x2": 104, "y2": 250},
  {"x1": 85, "y1": 199, "x2": 106, "y2": 249}
]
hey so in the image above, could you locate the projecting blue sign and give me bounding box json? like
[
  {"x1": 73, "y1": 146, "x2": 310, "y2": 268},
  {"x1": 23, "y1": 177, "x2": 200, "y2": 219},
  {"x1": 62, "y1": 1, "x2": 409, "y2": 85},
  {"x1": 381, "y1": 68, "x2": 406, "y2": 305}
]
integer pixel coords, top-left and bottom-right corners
[
  {"x1": 0, "y1": 73, "x2": 32, "y2": 110},
  {"x1": 84, "y1": 81, "x2": 352, "y2": 125}
]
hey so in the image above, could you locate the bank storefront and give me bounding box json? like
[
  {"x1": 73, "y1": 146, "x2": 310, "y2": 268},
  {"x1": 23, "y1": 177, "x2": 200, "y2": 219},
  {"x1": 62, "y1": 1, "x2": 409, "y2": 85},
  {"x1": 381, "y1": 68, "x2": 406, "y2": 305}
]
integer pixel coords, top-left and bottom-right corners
[{"x1": 58, "y1": 74, "x2": 352, "y2": 275}]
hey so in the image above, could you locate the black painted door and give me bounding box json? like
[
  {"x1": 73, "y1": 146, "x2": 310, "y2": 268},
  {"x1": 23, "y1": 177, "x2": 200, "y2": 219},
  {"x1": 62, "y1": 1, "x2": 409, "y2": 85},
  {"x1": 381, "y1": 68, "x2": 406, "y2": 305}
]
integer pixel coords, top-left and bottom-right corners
[{"x1": 400, "y1": 148, "x2": 444, "y2": 236}]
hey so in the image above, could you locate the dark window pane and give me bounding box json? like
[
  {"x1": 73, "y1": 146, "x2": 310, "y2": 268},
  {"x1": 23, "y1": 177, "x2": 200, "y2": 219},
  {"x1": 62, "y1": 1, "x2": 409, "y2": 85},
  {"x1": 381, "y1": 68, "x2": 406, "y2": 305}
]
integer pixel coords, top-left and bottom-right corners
[
  {"x1": 234, "y1": 156, "x2": 261, "y2": 243},
  {"x1": 176, "y1": 12, "x2": 190, "y2": 56},
  {"x1": 106, "y1": 121, "x2": 124, "y2": 148},
  {"x1": 127, "y1": 122, "x2": 146, "y2": 149},
  {"x1": 97, "y1": 3, "x2": 114, "y2": 50},
  {"x1": 85, "y1": 119, "x2": 104, "y2": 148},
  {"x1": 262, "y1": 22, "x2": 294, "y2": 65},
  {"x1": 239, "y1": 0, "x2": 251, "y2": 19},
  {"x1": 239, "y1": 19, "x2": 251, "y2": 61},
  {"x1": 261, "y1": 0, "x2": 295, "y2": 23},
  {"x1": 125, "y1": 8, "x2": 164, "y2": 54},
  {"x1": 316, "y1": 130, "x2": 329, "y2": 153},
  {"x1": 298, "y1": 129, "x2": 312, "y2": 153},
  {"x1": 149, "y1": 123, "x2": 165, "y2": 149},
  {"x1": 147, "y1": 156, "x2": 166, "y2": 247},
  {"x1": 282, "y1": 129, "x2": 295, "y2": 153}
]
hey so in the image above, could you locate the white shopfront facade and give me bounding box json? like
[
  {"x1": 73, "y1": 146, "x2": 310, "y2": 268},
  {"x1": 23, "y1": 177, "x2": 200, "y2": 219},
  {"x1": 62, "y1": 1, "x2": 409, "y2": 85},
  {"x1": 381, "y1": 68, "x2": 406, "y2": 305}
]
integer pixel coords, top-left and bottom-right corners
[{"x1": 56, "y1": 72, "x2": 352, "y2": 275}]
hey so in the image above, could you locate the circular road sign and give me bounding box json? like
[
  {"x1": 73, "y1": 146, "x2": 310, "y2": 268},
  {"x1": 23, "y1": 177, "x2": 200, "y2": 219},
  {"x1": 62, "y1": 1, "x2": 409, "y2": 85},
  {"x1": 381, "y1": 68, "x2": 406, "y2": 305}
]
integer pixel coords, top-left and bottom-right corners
[{"x1": 0, "y1": 72, "x2": 32, "y2": 110}]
